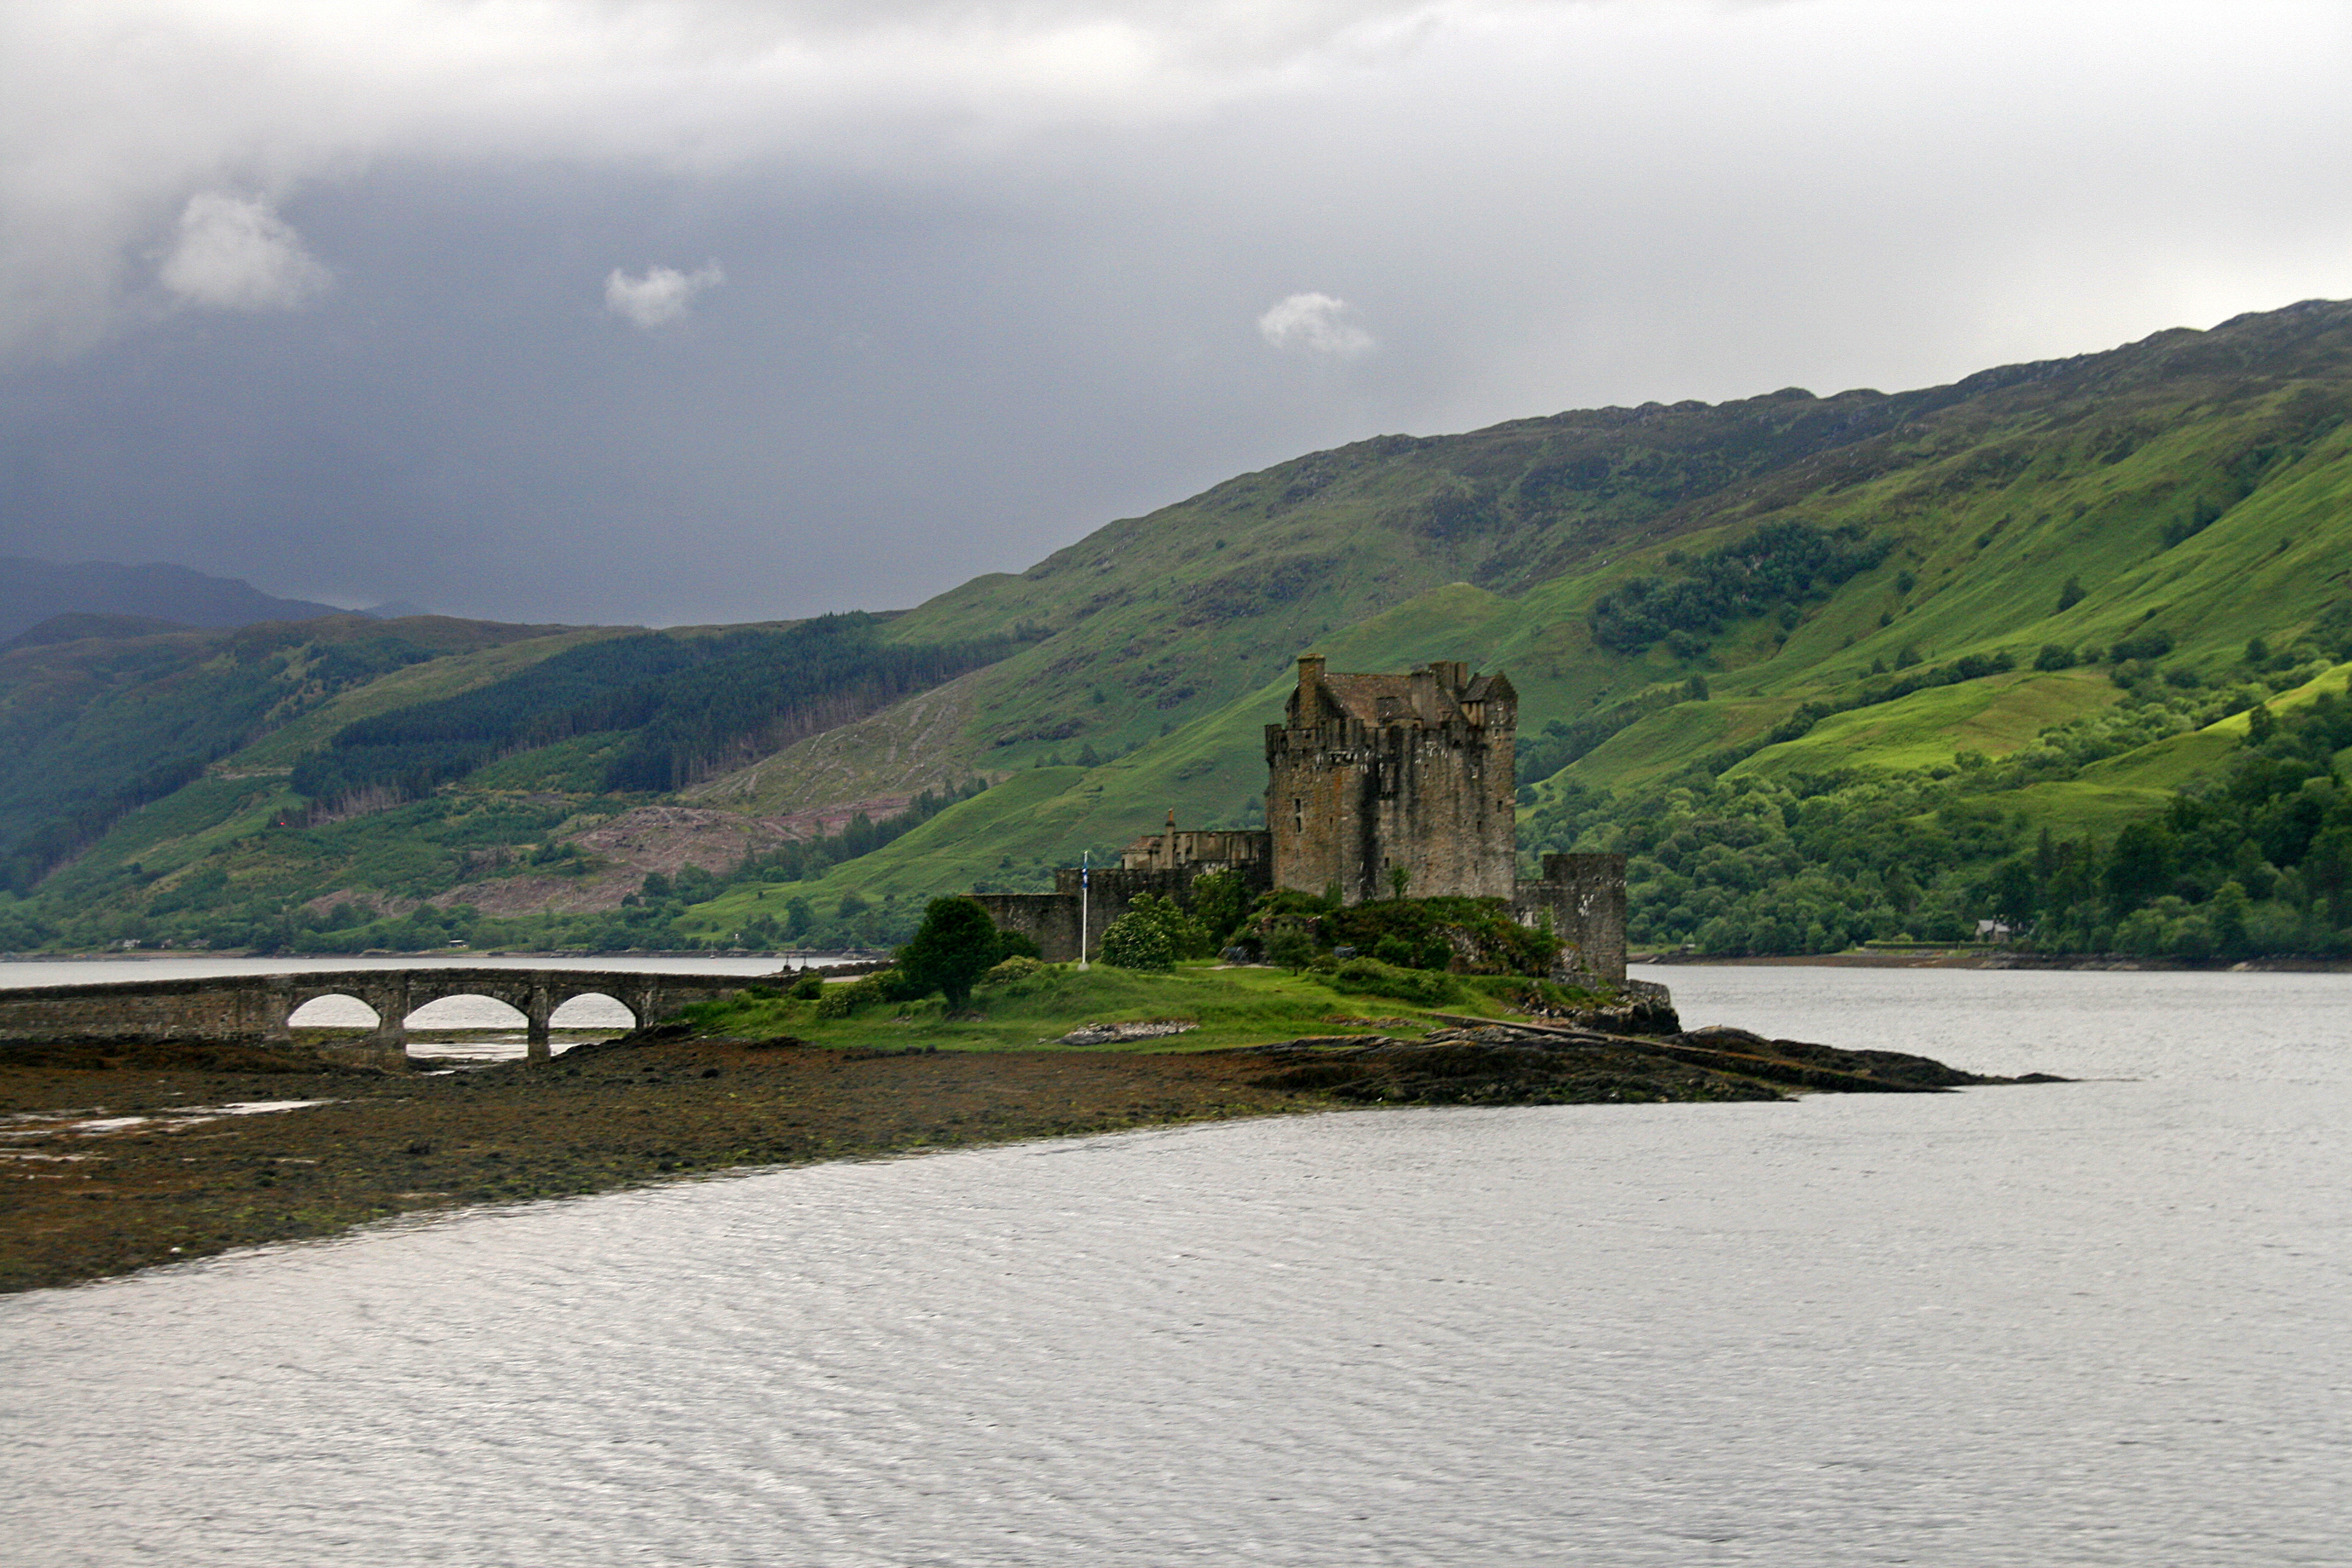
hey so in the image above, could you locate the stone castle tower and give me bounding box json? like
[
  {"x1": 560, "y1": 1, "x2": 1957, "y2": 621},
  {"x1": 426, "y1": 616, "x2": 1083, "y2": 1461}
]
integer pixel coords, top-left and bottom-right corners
[
  {"x1": 973, "y1": 652, "x2": 1624, "y2": 979},
  {"x1": 1264, "y1": 655, "x2": 1518, "y2": 906}
]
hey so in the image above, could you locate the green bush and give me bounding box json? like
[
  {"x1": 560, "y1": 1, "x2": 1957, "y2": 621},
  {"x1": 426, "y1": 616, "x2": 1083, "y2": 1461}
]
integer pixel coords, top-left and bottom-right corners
[
  {"x1": 1118, "y1": 892, "x2": 1215, "y2": 959},
  {"x1": 1328, "y1": 895, "x2": 1555, "y2": 975},
  {"x1": 1186, "y1": 869, "x2": 1254, "y2": 947},
  {"x1": 1099, "y1": 910, "x2": 1174, "y2": 970},
  {"x1": 814, "y1": 967, "x2": 912, "y2": 1018},
  {"x1": 1472, "y1": 975, "x2": 1599, "y2": 1013},
  {"x1": 1263, "y1": 918, "x2": 1319, "y2": 972},
  {"x1": 981, "y1": 955, "x2": 1047, "y2": 987},
  {"x1": 1320, "y1": 957, "x2": 1462, "y2": 1007}
]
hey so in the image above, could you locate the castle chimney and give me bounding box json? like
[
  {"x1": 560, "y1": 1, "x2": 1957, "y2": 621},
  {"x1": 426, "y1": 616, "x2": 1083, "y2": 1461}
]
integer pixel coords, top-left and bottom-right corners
[
  {"x1": 1298, "y1": 654, "x2": 1325, "y2": 690},
  {"x1": 1410, "y1": 664, "x2": 1439, "y2": 722}
]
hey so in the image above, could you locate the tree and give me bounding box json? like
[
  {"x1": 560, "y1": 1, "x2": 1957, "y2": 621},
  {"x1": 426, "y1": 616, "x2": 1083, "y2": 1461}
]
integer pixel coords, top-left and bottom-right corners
[
  {"x1": 1187, "y1": 868, "x2": 1252, "y2": 947},
  {"x1": 1388, "y1": 863, "x2": 1411, "y2": 901},
  {"x1": 896, "y1": 897, "x2": 1003, "y2": 1011},
  {"x1": 2105, "y1": 821, "x2": 2173, "y2": 915},
  {"x1": 2057, "y1": 575, "x2": 2086, "y2": 612}
]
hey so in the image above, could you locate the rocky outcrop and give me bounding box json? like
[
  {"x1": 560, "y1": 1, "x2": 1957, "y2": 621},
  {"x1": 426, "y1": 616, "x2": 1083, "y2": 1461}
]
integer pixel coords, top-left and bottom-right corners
[{"x1": 1241, "y1": 1018, "x2": 2059, "y2": 1106}]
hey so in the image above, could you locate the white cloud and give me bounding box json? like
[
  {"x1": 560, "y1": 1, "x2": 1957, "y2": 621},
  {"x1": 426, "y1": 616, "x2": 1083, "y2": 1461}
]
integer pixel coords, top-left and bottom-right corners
[
  {"x1": 605, "y1": 262, "x2": 725, "y2": 328},
  {"x1": 1256, "y1": 290, "x2": 1373, "y2": 355},
  {"x1": 0, "y1": 0, "x2": 1479, "y2": 357},
  {"x1": 156, "y1": 193, "x2": 329, "y2": 312}
]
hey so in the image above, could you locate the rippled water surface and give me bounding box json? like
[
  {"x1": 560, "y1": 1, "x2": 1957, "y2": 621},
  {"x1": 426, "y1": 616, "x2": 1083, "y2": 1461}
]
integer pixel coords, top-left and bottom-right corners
[{"x1": 2, "y1": 966, "x2": 2347, "y2": 1566}]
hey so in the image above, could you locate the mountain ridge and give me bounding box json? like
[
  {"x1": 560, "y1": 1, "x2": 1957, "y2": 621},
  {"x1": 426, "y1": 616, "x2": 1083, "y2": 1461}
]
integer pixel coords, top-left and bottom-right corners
[
  {"x1": 0, "y1": 556, "x2": 363, "y2": 644},
  {"x1": 2, "y1": 297, "x2": 2348, "y2": 955}
]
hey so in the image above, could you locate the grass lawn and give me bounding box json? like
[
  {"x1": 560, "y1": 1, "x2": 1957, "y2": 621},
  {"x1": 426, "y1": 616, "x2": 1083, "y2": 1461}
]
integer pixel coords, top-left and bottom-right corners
[{"x1": 674, "y1": 961, "x2": 1531, "y2": 1054}]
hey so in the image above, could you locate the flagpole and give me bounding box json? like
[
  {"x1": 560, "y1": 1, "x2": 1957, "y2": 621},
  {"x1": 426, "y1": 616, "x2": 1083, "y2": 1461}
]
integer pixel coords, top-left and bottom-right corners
[{"x1": 1078, "y1": 850, "x2": 1091, "y2": 970}]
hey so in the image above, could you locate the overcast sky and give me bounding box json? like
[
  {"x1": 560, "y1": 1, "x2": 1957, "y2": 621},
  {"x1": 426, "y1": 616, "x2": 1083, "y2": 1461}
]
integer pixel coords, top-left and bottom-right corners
[{"x1": 4, "y1": 0, "x2": 2350, "y2": 626}]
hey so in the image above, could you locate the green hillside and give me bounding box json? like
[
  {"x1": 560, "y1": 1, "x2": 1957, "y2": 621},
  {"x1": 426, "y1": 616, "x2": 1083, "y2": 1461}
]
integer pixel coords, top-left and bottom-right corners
[{"x1": 5, "y1": 298, "x2": 2352, "y2": 957}]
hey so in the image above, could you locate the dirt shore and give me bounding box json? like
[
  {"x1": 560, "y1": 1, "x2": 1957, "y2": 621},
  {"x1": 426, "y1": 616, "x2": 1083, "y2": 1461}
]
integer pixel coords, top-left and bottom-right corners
[
  {"x1": 0, "y1": 1039, "x2": 1322, "y2": 1295},
  {"x1": 1, "y1": 1022, "x2": 2040, "y2": 1295}
]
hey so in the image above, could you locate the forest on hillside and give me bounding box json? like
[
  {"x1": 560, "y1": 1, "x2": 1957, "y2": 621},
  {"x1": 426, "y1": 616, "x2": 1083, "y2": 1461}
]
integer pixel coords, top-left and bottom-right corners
[{"x1": 1525, "y1": 634, "x2": 2352, "y2": 959}]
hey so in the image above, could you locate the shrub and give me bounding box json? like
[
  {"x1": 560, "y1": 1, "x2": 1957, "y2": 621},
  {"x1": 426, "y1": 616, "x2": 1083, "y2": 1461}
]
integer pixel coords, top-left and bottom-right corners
[
  {"x1": 1264, "y1": 918, "x2": 1318, "y2": 973},
  {"x1": 981, "y1": 954, "x2": 1046, "y2": 987},
  {"x1": 1119, "y1": 892, "x2": 1215, "y2": 959},
  {"x1": 814, "y1": 967, "x2": 911, "y2": 1018},
  {"x1": 1327, "y1": 895, "x2": 1557, "y2": 976},
  {"x1": 1099, "y1": 910, "x2": 1174, "y2": 970},
  {"x1": 1321, "y1": 957, "x2": 1462, "y2": 1007},
  {"x1": 790, "y1": 969, "x2": 825, "y2": 1000},
  {"x1": 1187, "y1": 868, "x2": 1254, "y2": 946},
  {"x1": 2033, "y1": 643, "x2": 2077, "y2": 671}
]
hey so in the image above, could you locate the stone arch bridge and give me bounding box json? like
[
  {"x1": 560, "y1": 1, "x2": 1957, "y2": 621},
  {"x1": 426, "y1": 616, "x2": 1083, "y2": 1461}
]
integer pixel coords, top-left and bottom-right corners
[{"x1": 0, "y1": 967, "x2": 778, "y2": 1071}]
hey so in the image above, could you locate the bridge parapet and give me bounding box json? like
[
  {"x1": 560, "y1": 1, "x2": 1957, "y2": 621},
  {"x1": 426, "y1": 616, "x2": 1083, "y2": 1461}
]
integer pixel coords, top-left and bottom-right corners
[{"x1": 0, "y1": 967, "x2": 776, "y2": 1071}]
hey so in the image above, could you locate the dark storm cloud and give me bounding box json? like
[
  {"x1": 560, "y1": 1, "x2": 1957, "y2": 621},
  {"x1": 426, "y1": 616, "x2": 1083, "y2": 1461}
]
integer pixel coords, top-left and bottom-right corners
[{"x1": 4, "y1": 1, "x2": 2350, "y2": 624}]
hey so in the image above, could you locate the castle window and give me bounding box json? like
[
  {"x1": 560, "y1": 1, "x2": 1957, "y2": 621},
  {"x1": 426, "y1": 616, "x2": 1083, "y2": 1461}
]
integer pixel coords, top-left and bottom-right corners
[{"x1": 1293, "y1": 798, "x2": 1304, "y2": 832}]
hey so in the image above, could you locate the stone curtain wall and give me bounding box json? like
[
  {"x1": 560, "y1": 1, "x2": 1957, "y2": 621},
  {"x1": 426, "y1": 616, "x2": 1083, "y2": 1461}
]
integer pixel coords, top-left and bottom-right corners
[
  {"x1": 967, "y1": 894, "x2": 1086, "y2": 964},
  {"x1": 972, "y1": 862, "x2": 1271, "y2": 963},
  {"x1": 1514, "y1": 853, "x2": 1630, "y2": 983}
]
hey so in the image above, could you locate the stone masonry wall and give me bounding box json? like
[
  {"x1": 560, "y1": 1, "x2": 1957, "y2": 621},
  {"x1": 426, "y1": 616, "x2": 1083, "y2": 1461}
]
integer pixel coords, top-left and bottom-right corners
[
  {"x1": 1512, "y1": 852, "x2": 1629, "y2": 984},
  {"x1": 971, "y1": 861, "x2": 1270, "y2": 963},
  {"x1": 1266, "y1": 715, "x2": 1516, "y2": 905}
]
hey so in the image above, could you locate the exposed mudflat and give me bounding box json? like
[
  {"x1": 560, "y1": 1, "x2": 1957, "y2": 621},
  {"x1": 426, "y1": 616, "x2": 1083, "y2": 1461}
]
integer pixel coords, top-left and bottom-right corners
[
  {"x1": 0, "y1": 1023, "x2": 2044, "y2": 1293},
  {"x1": 0, "y1": 1037, "x2": 1319, "y2": 1293}
]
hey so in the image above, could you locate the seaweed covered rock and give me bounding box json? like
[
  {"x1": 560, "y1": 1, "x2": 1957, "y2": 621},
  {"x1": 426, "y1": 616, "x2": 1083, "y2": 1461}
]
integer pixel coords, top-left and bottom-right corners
[
  {"x1": 1241, "y1": 1018, "x2": 2059, "y2": 1106},
  {"x1": 1246, "y1": 1035, "x2": 1780, "y2": 1106}
]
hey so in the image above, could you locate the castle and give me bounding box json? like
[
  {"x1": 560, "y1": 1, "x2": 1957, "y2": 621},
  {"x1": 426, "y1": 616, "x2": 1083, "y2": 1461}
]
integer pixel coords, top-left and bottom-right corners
[{"x1": 970, "y1": 656, "x2": 1625, "y2": 980}]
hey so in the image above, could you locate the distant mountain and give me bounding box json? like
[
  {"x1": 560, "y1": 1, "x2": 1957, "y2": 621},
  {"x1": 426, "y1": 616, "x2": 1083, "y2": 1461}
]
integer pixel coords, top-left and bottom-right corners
[
  {"x1": 0, "y1": 557, "x2": 354, "y2": 643},
  {"x1": 3, "y1": 298, "x2": 2349, "y2": 960},
  {"x1": 0, "y1": 612, "x2": 194, "y2": 652}
]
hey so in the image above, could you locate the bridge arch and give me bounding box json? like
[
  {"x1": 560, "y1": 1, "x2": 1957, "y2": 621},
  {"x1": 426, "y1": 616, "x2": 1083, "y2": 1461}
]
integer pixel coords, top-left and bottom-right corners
[
  {"x1": 284, "y1": 993, "x2": 381, "y2": 1030},
  {"x1": 549, "y1": 991, "x2": 637, "y2": 1031},
  {"x1": 402, "y1": 993, "x2": 530, "y2": 1030}
]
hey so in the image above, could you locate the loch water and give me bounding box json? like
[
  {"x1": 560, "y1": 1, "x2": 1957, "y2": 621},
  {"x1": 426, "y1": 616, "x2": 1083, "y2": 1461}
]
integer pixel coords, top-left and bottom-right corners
[{"x1": 2, "y1": 965, "x2": 2347, "y2": 1566}]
